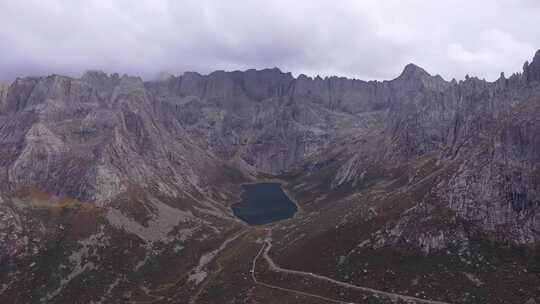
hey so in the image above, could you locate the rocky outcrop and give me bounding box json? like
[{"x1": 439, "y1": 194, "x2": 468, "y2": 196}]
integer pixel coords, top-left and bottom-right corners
[
  {"x1": 523, "y1": 50, "x2": 540, "y2": 83},
  {"x1": 0, "y1": 83, "x2": 7, "y2": 112}
]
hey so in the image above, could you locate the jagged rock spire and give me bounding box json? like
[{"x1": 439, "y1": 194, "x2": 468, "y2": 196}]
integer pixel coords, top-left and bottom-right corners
[{"x1": 523, "y1": 49, "x2": 540, "y2": 82}]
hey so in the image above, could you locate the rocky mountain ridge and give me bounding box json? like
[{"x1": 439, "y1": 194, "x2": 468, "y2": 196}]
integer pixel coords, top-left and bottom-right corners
[{"x1": 0, "y1": 51, "x2": 539, "y2": 303}]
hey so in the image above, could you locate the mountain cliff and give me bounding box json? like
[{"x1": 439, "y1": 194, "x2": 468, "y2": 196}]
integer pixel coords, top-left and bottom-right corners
[{"x1": 0, "y1": 51, "x2": 539, "y2": 303}]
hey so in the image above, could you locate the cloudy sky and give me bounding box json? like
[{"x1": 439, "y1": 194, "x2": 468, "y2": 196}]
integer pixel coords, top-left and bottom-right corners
[{"x1": 1, "y1": 0, "x2": 539, "y2": 82}]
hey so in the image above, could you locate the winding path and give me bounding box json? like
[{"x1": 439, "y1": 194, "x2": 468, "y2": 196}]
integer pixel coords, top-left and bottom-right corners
[
  {"x1": 252, "y1": 230, "x2": 452, "y2": 304},
  {"x1": 251, "y1": 240, "x2": 346, "y2": 304}
]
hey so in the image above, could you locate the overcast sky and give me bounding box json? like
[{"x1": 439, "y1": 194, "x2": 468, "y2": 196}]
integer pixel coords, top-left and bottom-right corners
[{"x1": 1, "y1": 0, "x2": 539, "y2": 83}]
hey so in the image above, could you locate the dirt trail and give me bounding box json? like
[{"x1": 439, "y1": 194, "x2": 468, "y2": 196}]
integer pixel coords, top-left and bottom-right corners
[
  {"x1": 253, "y1": 230, "x2": 453, "y2": 304},
  {"x1": 251, "y1": 240, "x2": 346, "y2": 303}
]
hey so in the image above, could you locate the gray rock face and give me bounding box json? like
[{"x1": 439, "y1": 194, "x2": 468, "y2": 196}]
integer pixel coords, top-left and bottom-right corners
[
  {"x1": 147, "y1": 68, "x2": 365, "y2": 174},
  {"x1": 331, "y1": 53, "x2": 540, "y2": 244},
  {"x1": 144, "y1": 65, "x2": 453, "y2": 175},
  {"x1": 0, "y1": 70, "x2": 249, "y2": 303}
]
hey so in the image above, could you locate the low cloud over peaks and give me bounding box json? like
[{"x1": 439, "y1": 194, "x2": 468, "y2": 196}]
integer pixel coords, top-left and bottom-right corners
[{"x1": 0, "y1": 0, "x2": 539, "y2": 82}]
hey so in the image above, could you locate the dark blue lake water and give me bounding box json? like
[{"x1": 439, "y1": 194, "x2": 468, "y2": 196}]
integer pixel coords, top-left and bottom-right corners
[{"x1": 232, "y1": 183, "x2": 298, "y2": 225}]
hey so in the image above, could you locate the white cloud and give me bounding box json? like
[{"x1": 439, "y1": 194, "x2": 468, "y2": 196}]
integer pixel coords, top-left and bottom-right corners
[
  {"x1": 447, "y1": 29, "x2": 536, "y2": 79},
  {"x1": 0, "y1": 0, "x2": 538, "y2": 82}
]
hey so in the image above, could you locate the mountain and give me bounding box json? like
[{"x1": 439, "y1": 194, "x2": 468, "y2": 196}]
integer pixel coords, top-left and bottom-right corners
[{"x1": 0, "y1": 51, "x2": 539, "y2": 303}]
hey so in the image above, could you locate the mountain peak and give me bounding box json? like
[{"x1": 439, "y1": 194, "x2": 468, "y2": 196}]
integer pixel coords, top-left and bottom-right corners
[
  {"x1": 394, "y1": 63, "x2": 449, "y2": 91},
  {"x1": 399, "y1": 63, "x2": 431, "y2": 80}
]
